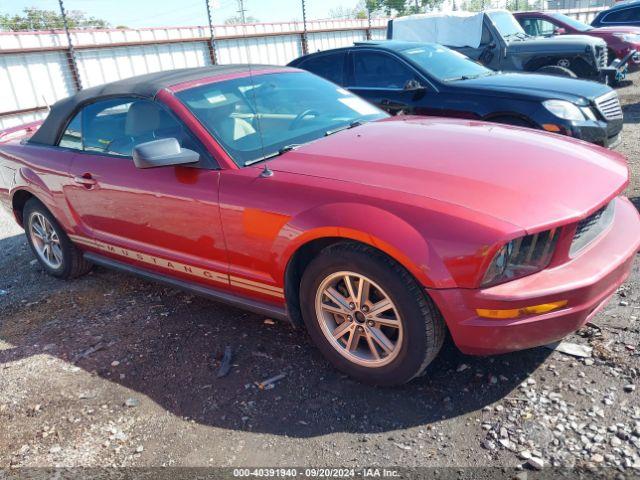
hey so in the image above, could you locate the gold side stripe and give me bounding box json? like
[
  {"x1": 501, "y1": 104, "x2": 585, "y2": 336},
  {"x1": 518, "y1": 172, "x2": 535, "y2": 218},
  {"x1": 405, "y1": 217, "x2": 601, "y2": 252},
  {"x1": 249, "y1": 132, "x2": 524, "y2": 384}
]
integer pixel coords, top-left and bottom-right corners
[
  {"x1": 229, "y1": 280, "x2": 285, "y2": 298},
  {"x1": 68, "y1": 234, "x2": 283, "y2": 298},
  {"x1": 229, "y1": 275, "x2": 284, "y2": 293}
]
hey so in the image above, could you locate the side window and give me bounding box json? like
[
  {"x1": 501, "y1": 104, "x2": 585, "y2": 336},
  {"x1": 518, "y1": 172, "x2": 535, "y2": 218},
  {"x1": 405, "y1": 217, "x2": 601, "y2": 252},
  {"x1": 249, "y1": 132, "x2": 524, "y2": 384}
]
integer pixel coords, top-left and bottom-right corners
[
  {"x1": 480, "y1": 24, "x2": 493, "y2": 45},
  {"x1": 352, "y1": 51, "x2": 416, "y2": 89},
  {"x1": 65, "y1": 98, "x2": 207, "y2": 160},
  {"x1": 59, "y1": 111, "x2": 82, "y2": 150},
  {"x1": 535, "y1": 19, "x2": 558, "y2": 35},
  {"x1": 299, "y1": 52, "x2": 346, "y2": 85},
  {"x1": 520, "y1": 19, "x2": 535, "y2": 35},
  {"x1": 603, "y1": 7, "x2": 640, "y2": 23}
]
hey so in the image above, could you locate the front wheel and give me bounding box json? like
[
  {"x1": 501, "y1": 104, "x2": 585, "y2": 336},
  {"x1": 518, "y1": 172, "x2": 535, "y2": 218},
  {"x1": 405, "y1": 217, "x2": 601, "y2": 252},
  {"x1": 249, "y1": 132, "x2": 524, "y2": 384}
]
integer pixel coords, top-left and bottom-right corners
[
  {"x1": 300, "y1": 242, "x2": 445, "y2": 386},
  {"x1": 536, "y1": 65, "x2": 577, "y2": 78}
]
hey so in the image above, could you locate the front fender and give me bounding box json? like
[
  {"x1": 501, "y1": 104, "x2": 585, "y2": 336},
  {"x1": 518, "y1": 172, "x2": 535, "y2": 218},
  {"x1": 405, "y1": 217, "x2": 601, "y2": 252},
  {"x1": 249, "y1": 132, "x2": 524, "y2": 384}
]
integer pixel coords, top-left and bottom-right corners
[{"x1": 275, "y1": 202, "x2": 454, "y2": 289}]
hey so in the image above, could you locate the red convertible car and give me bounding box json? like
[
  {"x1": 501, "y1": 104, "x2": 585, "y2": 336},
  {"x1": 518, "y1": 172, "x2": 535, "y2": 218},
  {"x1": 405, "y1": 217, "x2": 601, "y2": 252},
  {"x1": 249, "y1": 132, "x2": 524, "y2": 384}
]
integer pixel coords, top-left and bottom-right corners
[{"x1": 1, "y1": 66, "x2": 639, "y2": 385}]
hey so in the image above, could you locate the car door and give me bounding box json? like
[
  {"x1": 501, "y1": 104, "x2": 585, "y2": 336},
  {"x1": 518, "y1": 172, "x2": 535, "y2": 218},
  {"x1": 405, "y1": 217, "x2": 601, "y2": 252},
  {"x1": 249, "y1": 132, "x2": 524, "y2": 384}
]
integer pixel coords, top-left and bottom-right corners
[
  {"x1": 61, "y1": 97, "x2": 229, "y2": 286},
  {"x1": 347, "y1": 49, "x2": 426, "y2": 115}
]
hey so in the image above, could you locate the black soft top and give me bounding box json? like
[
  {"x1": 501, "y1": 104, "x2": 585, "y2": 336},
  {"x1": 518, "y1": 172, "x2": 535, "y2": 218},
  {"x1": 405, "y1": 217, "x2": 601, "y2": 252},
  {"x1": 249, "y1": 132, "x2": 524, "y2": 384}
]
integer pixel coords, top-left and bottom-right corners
[{"x1": 29, "y1": 64, "x2": 281, "y2": 146}]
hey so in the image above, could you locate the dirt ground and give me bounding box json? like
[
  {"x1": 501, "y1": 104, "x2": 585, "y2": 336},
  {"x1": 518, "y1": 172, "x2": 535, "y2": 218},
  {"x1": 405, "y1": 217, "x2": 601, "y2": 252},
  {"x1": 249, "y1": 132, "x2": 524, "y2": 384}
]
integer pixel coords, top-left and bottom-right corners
[{"x1": 1, "y1": 73, "x2": 639, "y2": 476}]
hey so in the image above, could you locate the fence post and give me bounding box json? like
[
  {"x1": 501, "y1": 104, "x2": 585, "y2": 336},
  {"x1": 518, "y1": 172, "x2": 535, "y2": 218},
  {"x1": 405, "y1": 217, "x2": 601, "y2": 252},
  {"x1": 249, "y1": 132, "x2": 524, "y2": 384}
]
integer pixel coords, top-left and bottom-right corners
[
  {"x1": 301, "y1": 0, "x2": 309, "y2": 55},
  {"x1": 58, "y1": 0, "x2": 82, "y2": 91},
  {"x1": 205, "y1": 0, "x2": 218, "y2": 65}
]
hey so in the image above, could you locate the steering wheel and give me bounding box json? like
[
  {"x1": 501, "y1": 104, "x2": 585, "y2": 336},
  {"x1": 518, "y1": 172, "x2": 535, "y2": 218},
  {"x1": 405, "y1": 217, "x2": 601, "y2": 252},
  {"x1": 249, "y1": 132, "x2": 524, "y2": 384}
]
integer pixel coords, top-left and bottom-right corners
[{"x1": 289, "y1": 109, "x2": 320, "y2": 131}]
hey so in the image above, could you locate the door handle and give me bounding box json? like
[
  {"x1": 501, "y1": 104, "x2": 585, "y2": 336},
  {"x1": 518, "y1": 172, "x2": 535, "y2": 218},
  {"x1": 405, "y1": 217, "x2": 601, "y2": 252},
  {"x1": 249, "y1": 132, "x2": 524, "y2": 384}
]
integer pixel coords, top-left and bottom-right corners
[
  {"x1": 380, "y1": 99, "x2": 391, "y2": 106},
  {"x1": 73, "y1": 174, "x2": 97, "y2": 188}
]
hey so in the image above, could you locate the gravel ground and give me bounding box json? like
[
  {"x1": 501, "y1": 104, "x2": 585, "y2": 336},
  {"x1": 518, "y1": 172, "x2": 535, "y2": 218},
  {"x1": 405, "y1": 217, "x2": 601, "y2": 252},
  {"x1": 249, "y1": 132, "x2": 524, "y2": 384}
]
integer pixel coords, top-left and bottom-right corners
[{"x1": 1, "y1": 73, "x2": 639, "y2": 476}]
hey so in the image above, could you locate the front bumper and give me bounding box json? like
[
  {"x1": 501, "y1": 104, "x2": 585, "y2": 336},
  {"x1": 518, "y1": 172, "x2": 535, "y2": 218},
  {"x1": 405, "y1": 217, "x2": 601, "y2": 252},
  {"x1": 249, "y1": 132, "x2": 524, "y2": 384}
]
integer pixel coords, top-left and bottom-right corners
[
  {"x1": 617, "y1": 46, "x2": 640, "y2": 70},
  {"x1": 568, "y1": 118, "x2": 623, "y2": 149},
  {"x1": 428, "y1": 196, "x2": 640, "y2": 356}
]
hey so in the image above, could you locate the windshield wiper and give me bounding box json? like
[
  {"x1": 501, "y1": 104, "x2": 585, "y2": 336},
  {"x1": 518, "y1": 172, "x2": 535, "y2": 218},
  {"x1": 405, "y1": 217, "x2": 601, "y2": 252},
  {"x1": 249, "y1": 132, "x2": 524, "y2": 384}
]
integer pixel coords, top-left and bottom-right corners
[
  {"x1": 504, "y1": 32, "x2": 528, "y2": 41},
  {"x1": 325, "y1": 120, "x2": 366, "y2": 137},
  {"x1": 444, "y1": 72, "x2": 488, "y2": 82},
  {"x1": 244, "y1": 144, "x2": 301, "y2": 166}
]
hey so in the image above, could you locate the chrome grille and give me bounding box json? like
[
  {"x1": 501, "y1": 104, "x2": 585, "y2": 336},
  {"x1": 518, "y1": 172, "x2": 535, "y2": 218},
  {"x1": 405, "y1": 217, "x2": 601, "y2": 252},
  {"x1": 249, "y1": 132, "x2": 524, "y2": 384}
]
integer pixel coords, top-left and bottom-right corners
[
  {"x1": 570, "y1": 202, "x2": 615, "y2": 256},
  {"x1": 599, "y1": 46, "x2": 608, "y2": 68},
  {"x1": 595, "y1": 92, "x2": 623, "y2": 121}
]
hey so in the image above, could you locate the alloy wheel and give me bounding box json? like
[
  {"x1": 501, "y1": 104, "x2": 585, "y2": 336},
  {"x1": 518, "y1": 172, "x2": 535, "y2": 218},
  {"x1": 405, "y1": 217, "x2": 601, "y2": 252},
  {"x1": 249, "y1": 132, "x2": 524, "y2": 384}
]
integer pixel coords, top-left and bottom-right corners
[
  {"x1": 29, "y1": 212, "x2": 63, "y2": 269},
  {"x1": 315, "y1": 271, "x2": 403, "y2": 367}
]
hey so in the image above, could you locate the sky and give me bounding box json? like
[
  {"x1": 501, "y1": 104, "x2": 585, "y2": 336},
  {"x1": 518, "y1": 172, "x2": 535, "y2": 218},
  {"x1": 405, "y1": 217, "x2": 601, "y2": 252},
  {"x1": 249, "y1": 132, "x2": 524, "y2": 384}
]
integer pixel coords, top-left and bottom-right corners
[{"x1": 2, "y1": 0, "x2": 363, "y2": 27}]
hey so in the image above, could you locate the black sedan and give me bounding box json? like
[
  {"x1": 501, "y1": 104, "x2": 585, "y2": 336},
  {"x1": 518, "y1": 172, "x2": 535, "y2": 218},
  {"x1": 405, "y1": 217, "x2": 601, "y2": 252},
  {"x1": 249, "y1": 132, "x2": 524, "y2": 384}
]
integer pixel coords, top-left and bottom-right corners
[{"x1": 288, "y1": 41, "x2": 623, "y2": 148}]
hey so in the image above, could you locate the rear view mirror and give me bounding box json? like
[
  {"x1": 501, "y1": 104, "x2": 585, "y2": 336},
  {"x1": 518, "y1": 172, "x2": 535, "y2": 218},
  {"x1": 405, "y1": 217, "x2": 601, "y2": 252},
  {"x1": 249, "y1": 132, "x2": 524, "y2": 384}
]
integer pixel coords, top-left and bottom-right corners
[{"x1": 133, "y1": 138, "x2": 199, "y2": 169}]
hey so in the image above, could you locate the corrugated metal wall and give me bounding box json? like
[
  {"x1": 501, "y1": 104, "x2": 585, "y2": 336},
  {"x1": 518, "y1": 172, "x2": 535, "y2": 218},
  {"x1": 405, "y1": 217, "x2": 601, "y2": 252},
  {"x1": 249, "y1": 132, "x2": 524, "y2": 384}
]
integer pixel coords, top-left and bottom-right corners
[
  {"x1": 0, "y1": 19, "x2": 387, "y2": 130},
  {"x1": 0, "y1": 9, "x2": 596, "y2": 130}
]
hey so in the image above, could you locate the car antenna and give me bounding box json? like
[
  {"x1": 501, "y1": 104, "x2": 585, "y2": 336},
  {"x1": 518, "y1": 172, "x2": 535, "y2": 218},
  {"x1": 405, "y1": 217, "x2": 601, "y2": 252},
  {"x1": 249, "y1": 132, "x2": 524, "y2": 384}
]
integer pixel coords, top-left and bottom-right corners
[
  {"x1": 260, "y1": 163, "x2": 274, "y2": 177},
  {"x1": 242, "y1": 22, "x2": 272, "y2": 178},
  {"x1": 42, "y1": 95, "x2": 51, "y2": 112}
]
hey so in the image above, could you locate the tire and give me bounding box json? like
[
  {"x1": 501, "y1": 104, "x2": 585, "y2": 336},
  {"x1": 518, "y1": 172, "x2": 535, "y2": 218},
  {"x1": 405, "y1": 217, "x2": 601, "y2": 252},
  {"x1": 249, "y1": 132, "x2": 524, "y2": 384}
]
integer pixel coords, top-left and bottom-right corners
[
  {"x1": 536, "y1": 65, "x2": 577, "y2": 78},
  {"x1": 299, "y1": 242, "x2": 445, "y2": 386},
  {"x1": 23, "y1": 198, "x2": 92, "y2": 279}
]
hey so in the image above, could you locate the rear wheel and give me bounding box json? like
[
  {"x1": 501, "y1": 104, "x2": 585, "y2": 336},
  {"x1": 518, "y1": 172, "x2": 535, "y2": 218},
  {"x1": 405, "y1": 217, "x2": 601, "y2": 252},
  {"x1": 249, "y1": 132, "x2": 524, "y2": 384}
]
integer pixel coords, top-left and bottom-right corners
[
  {"x1": 536, "y1": 65, "x2": 577, "y2": 78},
  {"x1": 300, "y1": 242, "x2": 445, "y2": 386},
  {"x1": 24, "y1": 199, "x2": 92, "y2": 279}
]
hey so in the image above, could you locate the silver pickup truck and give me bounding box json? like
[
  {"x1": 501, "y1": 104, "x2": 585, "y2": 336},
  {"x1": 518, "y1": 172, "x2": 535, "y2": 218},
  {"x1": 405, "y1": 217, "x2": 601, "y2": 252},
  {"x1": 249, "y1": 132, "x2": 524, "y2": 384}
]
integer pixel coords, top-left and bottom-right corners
[{"x1": 388, "y1": 10, "x2": 630, "y2": 83}]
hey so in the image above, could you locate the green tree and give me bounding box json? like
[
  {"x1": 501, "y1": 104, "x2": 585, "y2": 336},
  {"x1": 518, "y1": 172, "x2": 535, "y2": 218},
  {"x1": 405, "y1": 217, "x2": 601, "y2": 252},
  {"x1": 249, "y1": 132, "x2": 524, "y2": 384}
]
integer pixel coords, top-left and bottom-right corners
[
  {"x1": 366, "y1": 0, "x2": 445, "y2": 16},
  {"x1": 329, "y1": 1, "x2": 370, "y2": 19},
  {"x1": 0, "y1": 7, "x2": 109, "y2": 31},
  {"x1": 224, "y1": 15, "x2": 260, "y2": 24},
  {"x1": 505, "y1": 0, "x2": 542, "y2": 10}
]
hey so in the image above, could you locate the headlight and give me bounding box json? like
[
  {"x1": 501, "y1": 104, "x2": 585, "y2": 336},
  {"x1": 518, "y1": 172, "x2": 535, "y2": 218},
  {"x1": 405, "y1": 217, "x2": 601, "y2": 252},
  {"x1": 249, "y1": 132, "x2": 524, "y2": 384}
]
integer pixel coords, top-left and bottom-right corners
[
  {"x1": 614, "y1": 33, "x2": 640, "y2": 43},
  {"x1": 543, "y1": 100, "x2": 585, "y2": 121},
  {"x1": 481, "y1": 229, "x2": 561, "y2": 287}
]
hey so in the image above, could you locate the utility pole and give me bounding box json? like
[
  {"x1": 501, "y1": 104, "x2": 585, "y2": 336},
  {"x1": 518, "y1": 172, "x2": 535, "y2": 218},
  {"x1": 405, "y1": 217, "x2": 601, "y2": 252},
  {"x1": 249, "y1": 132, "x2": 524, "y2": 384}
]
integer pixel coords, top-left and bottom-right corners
[
  {"x1": 58, "y1": 0, "x2": 82, "y2": 91},
  {"x1": 366, "y1": 3, "x2": 372, "y2": 40},
  {"x1": 237, "y1": 0, "x2": 247, "y2": 23},
  {"x1": 205, "y1": 0, "x2": 217, "y2": 64},
  {"x1": 301, "y1": 0, "x2": 309, "y2": 55}
]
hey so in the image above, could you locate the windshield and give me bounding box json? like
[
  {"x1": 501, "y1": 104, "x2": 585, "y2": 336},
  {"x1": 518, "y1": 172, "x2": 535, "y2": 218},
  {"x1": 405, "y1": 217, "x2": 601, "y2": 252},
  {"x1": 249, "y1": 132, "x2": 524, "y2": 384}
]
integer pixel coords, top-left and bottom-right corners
[
  {"x1": 549, "y1": 12, "x2": 594, "y2": 31},
  {"x1": 401, "y1": 44, "x2": 494, "y2": 81},
  {"x1": 487, "y1": 11, "x2": 527, "y2": 39},
  {"x1": 176, "y1": 71, "x2": 387, "y2": 166}
]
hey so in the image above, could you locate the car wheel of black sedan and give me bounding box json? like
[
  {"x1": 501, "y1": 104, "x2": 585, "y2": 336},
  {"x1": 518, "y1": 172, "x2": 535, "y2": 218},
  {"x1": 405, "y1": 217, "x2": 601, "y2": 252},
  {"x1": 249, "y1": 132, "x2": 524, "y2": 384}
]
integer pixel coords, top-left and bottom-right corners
[
  {"x1": 300, "y1": 242, "x2": 446, "y2": 386},
  {"x1": 536, "y1": 65, "x2": 577, "y2": 78},
  {"x1": 23, "y1": 198, "x2": 92, "y2": 279}
]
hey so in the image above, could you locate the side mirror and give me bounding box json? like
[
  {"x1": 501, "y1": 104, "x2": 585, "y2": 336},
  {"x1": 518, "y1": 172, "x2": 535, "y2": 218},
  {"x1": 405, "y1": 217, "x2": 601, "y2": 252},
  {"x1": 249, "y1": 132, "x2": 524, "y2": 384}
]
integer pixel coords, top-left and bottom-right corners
[
  {"x1": 554, "y1": 27, "x2": 566, "y2": 35},
  {"x1": 133, "y1": 138, "x2": 199, "y2": 169},
  {"x1": 404, "y1": 79, "x2": 425, "y2": 91}
]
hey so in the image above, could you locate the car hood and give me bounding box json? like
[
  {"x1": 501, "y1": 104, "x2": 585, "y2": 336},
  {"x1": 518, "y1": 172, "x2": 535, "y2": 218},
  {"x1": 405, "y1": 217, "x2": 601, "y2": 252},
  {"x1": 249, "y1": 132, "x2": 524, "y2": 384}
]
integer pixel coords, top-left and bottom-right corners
[
  {"x1": 271, "y1": 117, "x2": 628, "y2": 232},
  {"x1": 509, "y1": 34, "x2": 605, "y2": 52},
  {"x1": 449, "y1": 72, "x2": 610, "y2": 102}
]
